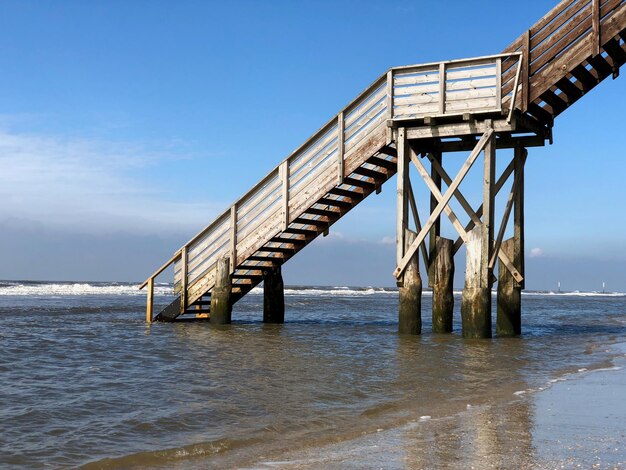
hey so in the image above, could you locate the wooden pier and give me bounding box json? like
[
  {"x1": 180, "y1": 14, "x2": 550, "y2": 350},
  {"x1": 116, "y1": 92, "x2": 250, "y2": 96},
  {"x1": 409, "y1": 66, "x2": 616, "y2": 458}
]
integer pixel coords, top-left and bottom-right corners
[{"x1": 141, "y1": 0, "x2": 626, "y2": 337}]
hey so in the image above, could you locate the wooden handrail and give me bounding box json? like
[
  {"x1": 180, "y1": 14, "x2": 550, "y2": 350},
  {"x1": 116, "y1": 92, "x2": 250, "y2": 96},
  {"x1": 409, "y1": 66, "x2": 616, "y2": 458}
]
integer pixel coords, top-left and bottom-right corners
[{"x1": 139, "y1": 250, "x2": 182, "y2": 290}]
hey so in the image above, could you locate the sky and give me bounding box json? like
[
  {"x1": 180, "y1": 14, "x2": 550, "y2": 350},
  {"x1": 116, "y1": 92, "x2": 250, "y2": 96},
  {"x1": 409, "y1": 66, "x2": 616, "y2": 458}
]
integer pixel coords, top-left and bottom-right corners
[{"x1": 0, "y1": 0, "x2": 624, "y2": 291}]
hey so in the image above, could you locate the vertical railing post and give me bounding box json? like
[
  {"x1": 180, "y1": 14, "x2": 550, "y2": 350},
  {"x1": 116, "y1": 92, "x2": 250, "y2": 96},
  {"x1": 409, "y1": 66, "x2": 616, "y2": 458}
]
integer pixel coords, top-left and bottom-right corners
[
  {"x1": 337, "y1": 111, "x2": 345, "y2": 184},
  {"x1": 495, "y1": 57, "x2": 502, "y2": 111},
  {"x1": 279, "y1": 162, "x2": 289, "y2": 230},
  {"x1": 386, "y1": 70, "x2": 394, "y2": 120},
  {"x1": 230, "y1": 204, "x2": 237, "y2": 273},
  {"x1": 180, "y1": 246, "x2": 188, "y2": 314},
  {"x1": 522, "y1": 30, "x2": 531, "y2": 112},
  {"x1": 592, "y1": 0, "x2": 600, "y2": 56},
  {"x1": 438, "y1": 62, "x2": 446, "y2": 115},
  {"x1": 146, "y1": 277, "x2": 154, "y2": 323}
]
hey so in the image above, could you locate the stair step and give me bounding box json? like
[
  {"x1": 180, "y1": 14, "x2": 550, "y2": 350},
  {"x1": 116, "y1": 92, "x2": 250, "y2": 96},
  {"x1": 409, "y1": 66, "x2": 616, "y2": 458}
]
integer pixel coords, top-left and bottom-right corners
[
  {"x1": 343, "y1": 176, "x2": 376, "y2": 188},
  {"x1": 292, "y1": 217, "x2": 328, "y2": 226},
  {"x1": 351, "y1": 166, "x2": 387, "y2": 180},
  {"x1": 328, "y1": 187, "x2": 363, "y2": 198},
  {"x1": 270, "y1": 235, "x2": 307, "y2": 244},
  {"x1": 555, "y1": 77, "x2": 583, "y2": 102},
  {"x1": 570, "y1": 65, "x2": 598, "y2": 91},
  {"x1": 603, "y1": 38, "x2": 626, "y2": 65},
  {"x1": 259, "y1": 245, "x2": 296, "y2": 253},
  {"x1": 588, "y1": 54, "x2": 613, "y2": 78},
  {"x1": 317, "y1": 197, "x2": 352, "y2": 209},
  {"x1": 368, "y1": 156, "x2": 396, "y2": 170}
]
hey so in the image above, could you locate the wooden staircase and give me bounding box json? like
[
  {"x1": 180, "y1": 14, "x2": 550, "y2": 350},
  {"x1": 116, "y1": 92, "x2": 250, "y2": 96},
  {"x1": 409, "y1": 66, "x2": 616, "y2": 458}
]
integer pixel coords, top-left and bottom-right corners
[{"x1": 141, "y1": 0, "x2": 626, "y2": 322}]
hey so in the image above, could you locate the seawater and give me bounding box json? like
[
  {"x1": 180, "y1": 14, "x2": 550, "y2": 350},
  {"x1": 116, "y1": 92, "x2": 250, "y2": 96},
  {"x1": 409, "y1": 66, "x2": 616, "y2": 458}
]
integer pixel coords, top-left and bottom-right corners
[{"x1": 1, "y1": 281, "x2": 625, "y2": 468}]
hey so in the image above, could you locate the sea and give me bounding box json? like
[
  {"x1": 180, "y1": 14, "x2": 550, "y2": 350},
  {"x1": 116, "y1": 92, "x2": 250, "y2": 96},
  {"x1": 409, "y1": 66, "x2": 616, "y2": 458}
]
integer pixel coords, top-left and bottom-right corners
[{"x1": 1, "y1": 280, "x2": 625, "y2": 469}]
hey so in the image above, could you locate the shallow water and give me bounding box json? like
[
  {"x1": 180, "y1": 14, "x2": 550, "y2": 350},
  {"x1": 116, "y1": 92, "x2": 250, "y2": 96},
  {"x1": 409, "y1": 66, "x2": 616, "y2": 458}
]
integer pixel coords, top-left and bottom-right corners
[{"x1": 0, "y1": 282, "x2": 625, "y2": 468}]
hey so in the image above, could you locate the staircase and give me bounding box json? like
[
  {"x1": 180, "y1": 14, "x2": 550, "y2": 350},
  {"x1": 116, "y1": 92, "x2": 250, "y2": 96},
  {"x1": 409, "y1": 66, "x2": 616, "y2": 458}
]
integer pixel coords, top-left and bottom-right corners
[{"x1": 141, "y1": 0, "x2": 626, "y2": 322}]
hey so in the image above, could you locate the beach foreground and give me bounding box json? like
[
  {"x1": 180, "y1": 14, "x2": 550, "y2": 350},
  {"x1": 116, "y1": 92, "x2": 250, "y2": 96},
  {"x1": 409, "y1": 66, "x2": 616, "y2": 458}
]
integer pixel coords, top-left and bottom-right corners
[{"x1": 242, "y1": 347, "x2": 626, "y2": 469}]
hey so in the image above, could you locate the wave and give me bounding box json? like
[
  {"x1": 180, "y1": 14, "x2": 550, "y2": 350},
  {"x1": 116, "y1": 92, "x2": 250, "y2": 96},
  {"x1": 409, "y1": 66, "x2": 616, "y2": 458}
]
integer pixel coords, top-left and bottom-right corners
[
  {"x1": 0, "y1": 282, "x2": 173, "y2": 297},
  {"x1": 521, "y1": 290, "x2": 626, "y2": 297},
  {"x1": 0, "y1": 281, "x2": 622, "y2": 298}
]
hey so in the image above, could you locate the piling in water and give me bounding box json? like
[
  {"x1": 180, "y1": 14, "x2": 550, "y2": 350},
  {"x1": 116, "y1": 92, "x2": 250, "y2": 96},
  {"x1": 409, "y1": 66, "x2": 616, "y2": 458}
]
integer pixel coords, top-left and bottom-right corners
[
  {"x1": 461, "y1": 227, "x2": 492, "y2": 338},
  {"x1": 210, "y1": 255, "x2": 232, "y2": 324},
  {"x1": 399, "y1": 231, "x2": 422, "y2": 334},
  {"x1": 432, "y1": 236, "x2": 454, "y2": 333},
  {"x1": 263, "y1": 266, "x2": 285, "y2": 323},
  {"x1": 497, "y1": 238, "x2": 521, "y2": 336}
]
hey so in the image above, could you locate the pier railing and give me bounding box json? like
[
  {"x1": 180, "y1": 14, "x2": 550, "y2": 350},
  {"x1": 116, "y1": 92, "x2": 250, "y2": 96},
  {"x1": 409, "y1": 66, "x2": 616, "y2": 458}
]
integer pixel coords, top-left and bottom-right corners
[{"x1": 139, "y1": 53, "x2": 523, "y2": 318}]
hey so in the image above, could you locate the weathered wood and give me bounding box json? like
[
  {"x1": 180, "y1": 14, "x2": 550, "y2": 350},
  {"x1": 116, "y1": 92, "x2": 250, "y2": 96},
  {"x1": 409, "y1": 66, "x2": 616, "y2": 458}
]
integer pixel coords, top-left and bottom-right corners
[
  {"x1": 438, "y1": 62, "x2": 446, "y2": 114},
  {"x1": 428, "y1": 151, "x2": 442, "y2": 287},
  {"x1": 398, "y1": 230, "x2": 422, "y2": 335},
  {"x1": 461, "y1": 227, "x2": 492, "y2": 339},
  {"x1": 394, "y1": 128, "x2": 493, "y2": 279},
  {"x1": 230, "y1": 204, "x2": 238, "y2": 272},
  {"x1": 593, "y1": 0, "x2": 601, "y2": 56},
  {"x1": 396, "y1": 128, "x2": 409, "y2": 268},
  {"x1": 406, "y1": 180, "x2": 429, "y2": 268},
  {"x1": 280, "y1": 161, "x2": 290, "y2": 230},
  {"x1": 263, "y1": 266, "x2": 285, "y2": 324},
  {"x1": 146, "y1": 277, "x2": 154, "y2": 323},
  {"x1": 337, "y1": 111, "x2": 345, "y2": 184},
  {"x1": 432, "y1": 237, "x2": 454, "y2": 333},
  {"x1": 180, "y1": 246, "x2": 188, "y2": 313},
  {"x1": 514, "y1": 147, "x2": 526, "y2": 289},
  {"x1": 405, "y1": 119, "x2": 515, "y2": 139},
  {"x1": 210, "y1": 256, "x2": 232, "y2": 324},
  {"x1": 497, "y1": 238, "x2": 521, "y2": 336}
]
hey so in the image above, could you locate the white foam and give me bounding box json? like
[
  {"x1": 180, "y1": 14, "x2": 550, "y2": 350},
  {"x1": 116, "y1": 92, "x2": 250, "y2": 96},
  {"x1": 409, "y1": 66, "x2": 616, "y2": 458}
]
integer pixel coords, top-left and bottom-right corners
[
  {"x1": 522, "y1": 291, "x2": 625, "y2": 297},
  {"x1": 248, "y1": 286, "x2": 398, "y2": 297},
  {"x1": 0, "y1": 283, "x2": 173, "y2": 297}
]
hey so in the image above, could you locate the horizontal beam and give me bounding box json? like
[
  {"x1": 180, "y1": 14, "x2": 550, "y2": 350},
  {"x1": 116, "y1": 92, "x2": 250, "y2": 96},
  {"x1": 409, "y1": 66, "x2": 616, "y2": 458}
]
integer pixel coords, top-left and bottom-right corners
[{"x1": 414, "y1": 134, "x2": 546, "y2": 153}]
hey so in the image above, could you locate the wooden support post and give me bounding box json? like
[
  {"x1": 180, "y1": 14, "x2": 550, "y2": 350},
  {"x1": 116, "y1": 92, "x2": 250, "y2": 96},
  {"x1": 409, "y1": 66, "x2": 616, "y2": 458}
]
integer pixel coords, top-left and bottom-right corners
[
  {"x1": 180, "y1": 246, "x2": 188, "y2": 314},
  {"x1": 146, "y1": 277, "x2": 154, "y2": 323},
  {"x1": 461, "y1": 124, "x2": 495, "y2": 339},
  {"x1": 514, "y1": 147, "x2": 526, "y2": 289},
  {"x1": 432, "y1": 237, "x2": 454, "y2": 333},
  {"x1": 497, "y1": 238, "x2": 521, "y2": 336},
  {"x1": 398, "y1": 230, "x2": 422, "y2": 334},
  {"x1": 210, "y1": 255, "x2": 232, "y2": 324},
  {"x1": 396, "y1": 128, "x2": 409, "y2": 277},
  {"x1": 263, "y1": 265, "x2": 285, "y2": 324},
  {"x1": 428, "y1": 151, "x2": 442, "y2": 287},
  {"x1": 461, "y1": 227, "x2": 492, "y2": 339}
]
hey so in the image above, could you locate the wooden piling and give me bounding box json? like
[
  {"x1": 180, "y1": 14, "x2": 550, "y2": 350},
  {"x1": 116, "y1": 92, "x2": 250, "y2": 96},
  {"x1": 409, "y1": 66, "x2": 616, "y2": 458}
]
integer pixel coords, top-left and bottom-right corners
[
  {"x1": 461, "y1": 227, "x2": 492, "y2": 338},
  {"x1": 432, "y1": 236, "x2": 454, "y2": 333},
  {"x1": 497, "y1": 238, "x2": 521, "y2": 336},
  {"x1": 263, "y1": 266, "x2": 285, "y2": 323},
  {"x1": 399, "y1": 231, "x2": 422, "y2": 334},
  {"x1": 210, "y1": 255, "x2": 232, "y2": 324}
]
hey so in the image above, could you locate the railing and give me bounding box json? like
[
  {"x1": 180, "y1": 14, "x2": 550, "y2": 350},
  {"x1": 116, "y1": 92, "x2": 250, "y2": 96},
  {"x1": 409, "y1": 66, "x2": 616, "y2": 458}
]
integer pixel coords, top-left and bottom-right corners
[
  {"x1": 140, "y1": 52, "x2": 522, "y2": 321},
  {"x1": 502, "y1": 0, "x2": 626, "y2": 113}
]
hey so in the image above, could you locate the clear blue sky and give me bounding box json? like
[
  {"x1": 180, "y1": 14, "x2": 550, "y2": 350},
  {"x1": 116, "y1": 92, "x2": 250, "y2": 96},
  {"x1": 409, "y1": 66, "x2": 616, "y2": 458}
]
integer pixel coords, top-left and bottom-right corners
[{"x1": 0, "y1": 0, "x2": 624, "y2": 291}]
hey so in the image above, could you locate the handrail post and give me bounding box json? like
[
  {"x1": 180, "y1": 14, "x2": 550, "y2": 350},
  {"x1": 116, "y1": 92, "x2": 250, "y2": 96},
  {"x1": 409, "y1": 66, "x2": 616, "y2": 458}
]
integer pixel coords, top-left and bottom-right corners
[
  {"x1": 592, "y1": 0, "x2": 600, "y2": 56},
  {"x1": 386, "y1": 70, "x2": 394, "y2": 119},
  {"x1": 522, "y1": 30, "x2": 531, "y2": 112},
  {"x1": 495, "y1": 57, "x2": 502, "y2": 112},
  {"x1": 337, "y1": 112, "x2": 345, "y2": 184},
  {"x1": 279, "y1": 162, "x2": 289, "y2": 230},
  {"x1": 146, "y1": 277, "x2": 154, "y2": 323},
  {"x1": 438, "y1": 62, "x2": 446, "y2": 115},
  {"x1": 230, "y1": 204, "x2": 238, "y2": 273},
  {"x1": 179, "y1": 246, "x2": 188, "y2": 314}
]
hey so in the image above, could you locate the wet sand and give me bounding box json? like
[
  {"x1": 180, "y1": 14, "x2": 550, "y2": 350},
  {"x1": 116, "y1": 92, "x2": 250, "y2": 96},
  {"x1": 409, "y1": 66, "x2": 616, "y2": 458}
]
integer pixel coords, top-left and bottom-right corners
[{"x1": 245, "y1": 344, "x2": 626, "y2": 469}]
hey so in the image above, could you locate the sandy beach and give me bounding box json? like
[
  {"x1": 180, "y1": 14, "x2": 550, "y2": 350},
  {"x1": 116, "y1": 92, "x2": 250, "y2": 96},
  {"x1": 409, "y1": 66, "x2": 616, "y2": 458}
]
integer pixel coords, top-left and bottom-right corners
[{"x1": 245, "y1": 343, "x2": 626, "y2": 469}]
